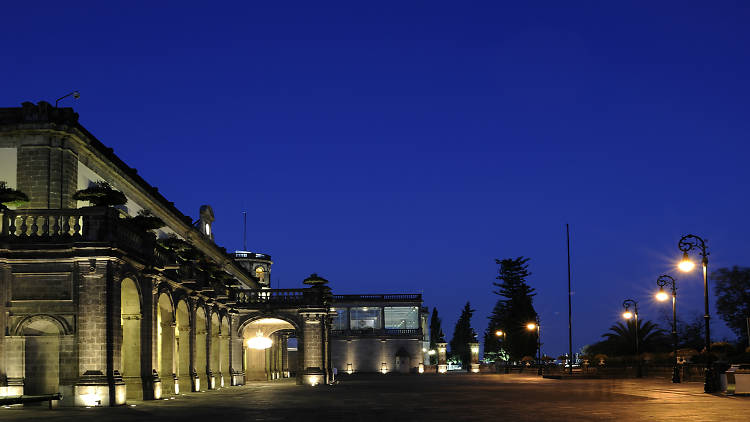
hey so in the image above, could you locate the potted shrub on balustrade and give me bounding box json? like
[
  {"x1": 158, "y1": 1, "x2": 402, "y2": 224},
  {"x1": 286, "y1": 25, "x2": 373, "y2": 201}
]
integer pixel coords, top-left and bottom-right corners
[
  {"x1": 73, "y1": 180, "x2": 127, "y2": 207},
  {"x1": 0, "y1": 181, "x2": 29, "y2": 210}
]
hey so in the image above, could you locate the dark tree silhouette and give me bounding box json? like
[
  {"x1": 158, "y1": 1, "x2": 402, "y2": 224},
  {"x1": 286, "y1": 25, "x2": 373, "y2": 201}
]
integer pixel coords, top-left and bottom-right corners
[
  {"x1": 429, "y1": 307, "x2": 445, "y2": 365},
  {"x1": 585, "y1": 319, "x2": 668, "y2": 356},
  {"x1": 485, "y1": 257, "x2": 537, "y2": 361},
  {"x1": 712, "y1": 266, "x2": 750, "y2": 346},
  {"x1": 450, "y1": 302, "x2": 477, "y2": 370}
]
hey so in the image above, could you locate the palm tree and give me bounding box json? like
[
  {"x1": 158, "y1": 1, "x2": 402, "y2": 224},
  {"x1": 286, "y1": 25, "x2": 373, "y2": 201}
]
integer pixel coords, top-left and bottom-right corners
[{"x1": 602, "y1": 319, "x2": 666, "y2": 355}]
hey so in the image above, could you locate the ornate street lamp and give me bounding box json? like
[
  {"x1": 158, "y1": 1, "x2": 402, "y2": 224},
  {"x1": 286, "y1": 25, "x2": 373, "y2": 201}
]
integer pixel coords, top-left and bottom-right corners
[
  {"x1": 526, "y1": 318, "x2": 542, "y2": 376},
  {"x1": 678, "y1": 234, "x2": 718, "y2": 393},
  {"x1": 656, "y1": 274, "x2": 680, "y2": 383},
  {"x1": 622, "y1": 299, "x2": 641, "y2": 378}
]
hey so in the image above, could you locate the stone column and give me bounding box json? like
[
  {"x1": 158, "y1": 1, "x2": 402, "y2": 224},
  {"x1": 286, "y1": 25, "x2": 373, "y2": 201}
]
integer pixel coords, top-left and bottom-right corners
[
  {"x1": 228, "y1": 313, "x2": 244, "y2": 386},
  {"x1": 189, "y1": 302, "x2": 201, "y2": 392},
  {"x1": 299, "y1": 311, "x2": 327, "y2": 386},
  {"x1": 469, "y1": 342, "x2": 480, "y2": 373},
  {"x1": 437, "y1": 342, "x2": 447, "y2": 374},
  {"x1": 141, "y1": 277, "x2": 161, "y2": 399},
  {"x1": 280, "y1": 333, "x2": 289, "y2": 378},
  {"x1": 74, "y1": 260, "x2": 125, "y2": 406}
]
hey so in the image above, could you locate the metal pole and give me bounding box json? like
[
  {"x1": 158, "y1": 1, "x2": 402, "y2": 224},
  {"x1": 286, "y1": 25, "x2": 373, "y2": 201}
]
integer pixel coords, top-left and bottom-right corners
[
  {"x1": 242, "y1": 211, "x2": 247, "y2": 251},
  {"x1": 672, "y1": 284, "x2": 680, "y2": 383},
  {"x1": 537, "y1": 319, "x2": 542, "y2": 376},
  {"x1": 566, "y1": 224, "x2": 573, "y2": 376},
  {"x1": 703, "y1": 256, "x2": 717, "y2": 393},
  {"x1": 679, "y1": 234, "x2": 717, "y2": 393},
  {"x1": 635, "y1": 307, "x2": 641, "y2": 378}
]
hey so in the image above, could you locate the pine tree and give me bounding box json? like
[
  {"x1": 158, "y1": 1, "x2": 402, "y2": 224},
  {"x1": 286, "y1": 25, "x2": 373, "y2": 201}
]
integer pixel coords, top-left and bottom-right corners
[
  {"x1": 485, "y1": 257, "x2": 538, "y2": 362},
  {"x1": 428, "y1": 307, "x2": 445, "y2": 365},
  {"x1": 450, "y1": 302, "x2": 478, "y2": 370}
]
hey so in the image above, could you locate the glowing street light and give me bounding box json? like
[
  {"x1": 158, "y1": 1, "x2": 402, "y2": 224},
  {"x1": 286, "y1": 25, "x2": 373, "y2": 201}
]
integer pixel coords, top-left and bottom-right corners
[
  {"x1": 655, "y1": 289, "x2": 669, "y2": 302},
  {"x1": 495, "y1": 330, "x2": 504, "y2": 337},
  {"x1": 655, "y1": 274, "x2": 680, "y2": 383},
  {"x1": 678, "y1": 251, "x2": 696, "y2": 272},
  {"x1": 526, "y1": 318, "x2": 542, "y2": 376},
  {"x1": 622, "y1": 299, "x2": 641, "y2": 378},
  {"x1": 678, "y1": 234, "x2": 717, "y2": 393}
]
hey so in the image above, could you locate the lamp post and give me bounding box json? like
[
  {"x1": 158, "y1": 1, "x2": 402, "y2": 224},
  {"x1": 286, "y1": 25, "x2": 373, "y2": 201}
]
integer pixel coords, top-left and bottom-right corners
[
  {"x1": 622, "y1": 299, "x2": 641, "y2": 378},
  {"x1": 55, "y1": 91, "x2": 80, "y2": 108},
  {"x1": 495, "y1": 330, "x2": 508, "y2": 373},
  {"x1": 678, "y1": 234, "x2": 718, "y2": 393},
  {"x1": 526, "y1": 318, "x2": 541, "y2": 376},
  {"x1": 656, "y1": 274, "x2": 680, "y2": 383}
]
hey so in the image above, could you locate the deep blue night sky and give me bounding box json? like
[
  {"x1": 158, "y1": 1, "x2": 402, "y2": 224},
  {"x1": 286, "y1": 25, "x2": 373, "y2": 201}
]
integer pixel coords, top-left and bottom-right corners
[{"x1": 4, "y1": 1, "x2": 749, "y2": 356}]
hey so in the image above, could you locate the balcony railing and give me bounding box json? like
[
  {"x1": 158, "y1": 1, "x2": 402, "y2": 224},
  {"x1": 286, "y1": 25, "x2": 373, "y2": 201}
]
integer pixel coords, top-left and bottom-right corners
[
  {"x1": 332, "y1": 294, "x2": 422, "y2": 302},
  {"x1": 0, "y1": 207, "x2": 152, "y2": 259},
  {"x1": 232, "y1": 288, "x2": 329, "y2": 308},
  {"x1": 331, "y1": 328, "x2": 422, "y2": 338}
]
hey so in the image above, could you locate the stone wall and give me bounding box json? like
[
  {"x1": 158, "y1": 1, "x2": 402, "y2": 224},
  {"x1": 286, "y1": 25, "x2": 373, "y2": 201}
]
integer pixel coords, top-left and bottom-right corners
[{"x1": 331, "y1": 337, "x2": 423, "y2": 374}]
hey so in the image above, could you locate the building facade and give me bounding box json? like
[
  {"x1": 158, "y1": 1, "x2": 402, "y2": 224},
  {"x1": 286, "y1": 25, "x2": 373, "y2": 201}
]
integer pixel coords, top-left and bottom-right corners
[
  {"x1": 331, "y1": 295, "x2": 429, "y2": 374},
  {"x1": 0, "y1": 102, "x2": 430, "y2": 407},
  {"x1": 0, "y1": 102, "x2": 338, "y2": 406}
]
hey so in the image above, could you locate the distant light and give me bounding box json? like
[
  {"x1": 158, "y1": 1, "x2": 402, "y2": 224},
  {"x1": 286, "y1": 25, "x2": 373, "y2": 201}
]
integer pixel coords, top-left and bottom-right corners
[
  {"x1": 526, "y1": 323, "x2": 537, "y2": 331},
  {"x1": 622, "y1": 311, "x2": 633, "y2": 320},
  {"x1": 428, "y1": 350, "x2": 436, "y2": 355},
  {"x1": 495, "y1": 330, "x2": 504, "y2": 337}
]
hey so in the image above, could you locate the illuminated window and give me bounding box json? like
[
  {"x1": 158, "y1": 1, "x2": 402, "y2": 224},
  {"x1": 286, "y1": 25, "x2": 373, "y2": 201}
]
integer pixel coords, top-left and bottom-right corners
[
  {"x1": 384, "y1": 307, "x2": 418, "y2": 329},
  {"x1": 350, "y1": 307, "x2": 381, "y2": 330},
  {"x1": 332, "y1": 309, "x2": 348, "y2": 330}
]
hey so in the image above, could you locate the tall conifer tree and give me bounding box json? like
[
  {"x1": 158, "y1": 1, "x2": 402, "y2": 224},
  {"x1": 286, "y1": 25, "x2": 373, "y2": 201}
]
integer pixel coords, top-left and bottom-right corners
[
  {"x1": 485, "y1": 257, "x2": 538, "y2": 362},
  {"x1": 450, "y1": 302, "x2": 478, "y2": 370},
  {"x1": 429, "y1": 307, "x2": 445, "y2": 365}
]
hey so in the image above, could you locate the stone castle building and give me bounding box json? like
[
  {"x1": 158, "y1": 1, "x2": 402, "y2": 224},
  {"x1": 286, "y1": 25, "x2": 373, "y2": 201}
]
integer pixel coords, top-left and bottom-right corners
[{"x1": 0, "y1": 102, "x2": 428, "y2": 406}]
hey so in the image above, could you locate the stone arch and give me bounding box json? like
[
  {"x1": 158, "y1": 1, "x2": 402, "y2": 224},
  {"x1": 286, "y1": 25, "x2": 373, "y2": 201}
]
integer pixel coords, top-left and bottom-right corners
[
  {"x1": 194, "y1": 303, "x2": 208, "y2": 391},
  {"x1": 19, "y1": 315, "x2": 65, "y2": 396},
  {"x1": 13, "y1": 314, "x2": 71, "y2": 337},
  {"x1": 174, "y1": 298, "x2": 192, "y2": 394},
  {"x1": 120, "y1": 276, "x2": 143, "y2": 400},
  {"x1": 395, "y1": 347, "x2": 411, "y2": 374},
  {"x1": 156, "y1": 290, "x2": 176, "y2": 395},
  {"x1": 239, "y1": 313, "x2": 300, "y2": 382}
]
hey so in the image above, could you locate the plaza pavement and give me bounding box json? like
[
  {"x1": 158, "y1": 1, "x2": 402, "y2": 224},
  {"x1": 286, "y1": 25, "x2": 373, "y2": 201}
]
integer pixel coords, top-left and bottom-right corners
[{"x1": 2, "y1": 373, "x2": 748, "y2": 421}]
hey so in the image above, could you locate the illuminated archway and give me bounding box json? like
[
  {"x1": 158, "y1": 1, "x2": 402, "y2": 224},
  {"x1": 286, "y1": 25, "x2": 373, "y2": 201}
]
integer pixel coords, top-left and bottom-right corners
[
  {"x1": 121, "y1": 278, "x2": 142, "y2": 400},
  {"x1": 21, "y1": 316, "x2": 62, "y2": 397},
  {"x1": 175, "y1": 300, "x2": 191, "y2": 394},
  {"x1": 241, "y1": 318, "x2": 294, "y2": 381},
  {"x1": 157, "y1": 292, "x2": 175, "y2": 395},
  {"x1": 195, "y1": 306, "x2": 208, "y2": 390}
]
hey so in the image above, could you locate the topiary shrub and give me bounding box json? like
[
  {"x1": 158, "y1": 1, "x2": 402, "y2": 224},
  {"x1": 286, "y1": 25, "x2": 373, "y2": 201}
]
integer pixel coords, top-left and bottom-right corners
[
  {"x1": 131, "y1": 209, "x2": 165, "y2": 231},
  {"x1": 0, "y1": 181, "x2": 29, "y2": 209},
  {"x1": 73, "y1": 181, "x2": 127, "y2": 207}
]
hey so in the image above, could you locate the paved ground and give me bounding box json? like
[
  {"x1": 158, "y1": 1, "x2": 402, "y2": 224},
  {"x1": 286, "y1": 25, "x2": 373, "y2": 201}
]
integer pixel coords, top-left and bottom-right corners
[{"x1": 2, "y1": 373, "x2": 748, "y2": 421}]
